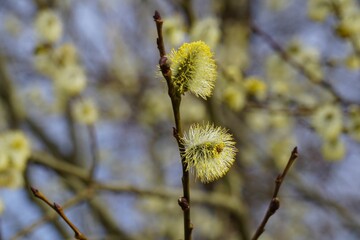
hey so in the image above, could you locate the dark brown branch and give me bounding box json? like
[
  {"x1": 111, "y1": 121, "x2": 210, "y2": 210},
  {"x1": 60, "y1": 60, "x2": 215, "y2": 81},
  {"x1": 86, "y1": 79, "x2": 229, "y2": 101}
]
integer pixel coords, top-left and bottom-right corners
[
  {"x1": 153, "y1": 10, "x2": 166, "y2": 58},
  {"x1": 153, "y1": 11, "x2": 192, "y2": 240},
  {"x1": 251, "y1": 147, "x2": 298, "y2": 240},
  {"x1": 30, "y1": 187, "x2": 88, "y2": 240}
]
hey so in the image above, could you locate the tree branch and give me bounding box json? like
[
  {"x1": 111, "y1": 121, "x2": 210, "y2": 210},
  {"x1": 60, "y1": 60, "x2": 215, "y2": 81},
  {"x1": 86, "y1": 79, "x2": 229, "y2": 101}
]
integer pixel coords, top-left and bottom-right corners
[
  {"x1": 30, "y1": 187, "x2": 88, "y2": 240},
  {"x1": 153, "y1": 10, "x2": 192, "y2": 240},
  {"x1": 251, "y1": 147, "x2": 298, "y2": 240}
]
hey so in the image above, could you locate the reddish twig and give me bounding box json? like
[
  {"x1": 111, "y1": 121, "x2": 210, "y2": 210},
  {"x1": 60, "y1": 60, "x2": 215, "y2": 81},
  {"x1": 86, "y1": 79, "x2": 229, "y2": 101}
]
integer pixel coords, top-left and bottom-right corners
[
  {"x1": 30, "y1": 187, "x2": 88, "y2": 240},
  {"x1": 251, "y1": 147, "x2": 299, "y2": 240}
]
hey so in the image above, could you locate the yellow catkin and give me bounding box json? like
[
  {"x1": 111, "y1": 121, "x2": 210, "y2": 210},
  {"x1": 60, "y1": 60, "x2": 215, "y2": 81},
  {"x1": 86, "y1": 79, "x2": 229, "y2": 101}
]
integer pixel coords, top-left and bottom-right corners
[{"x1": 169, "y1": 41, "x2": 217, "y2": 99}]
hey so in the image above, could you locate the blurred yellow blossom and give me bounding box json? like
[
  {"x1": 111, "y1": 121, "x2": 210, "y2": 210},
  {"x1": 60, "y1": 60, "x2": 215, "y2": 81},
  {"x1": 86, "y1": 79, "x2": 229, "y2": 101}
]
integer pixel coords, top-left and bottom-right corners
[
  {"x1": 73, "y1": 98, "x2": 99, "y2": 125},
  {"x1": 0, "y1": 151, "x2": 9, "y2": 171},
  {"x1": 35, "y1": 9, "x2": 63, "y2": 43},
  {"x1": 190, "y1": 18, "x2": 220, "y2": 48},
  {"x1": 267, "y1": 0, "x2": 290, "y2": 11},
  {"x1": 266, "y1": 54, "x2": 294, "y2": 82},
  {"x1": 312, "y1": 104, "x2": 343, "y2": 140},
  {"x1": 335, "y1": 11, "x2": 360, "y2": 38},
  {"x1": 0, "y1": 169, "x2": 24, "y2": 188},
  {"x1": 244, "y1": 76, "x2": 267, "y2": 101},
  {"x1": 345, "y1": 54, "x2": 360, "y2": 70},
  {"x1": 33, "y1": 43, "x2": 56, "y2": 77},
  {"x1": 307, "y1": 0, "x2": 331, "y2": 22},
  {"x1": 269, "y1": 136, "x2": 296, "y2": 169},
  {"x1": 4, "y1": 14, "x2": 22, "y2": 36},
  {"x1": 0, "y1": 131, "x2": 31, "y2": 171},
  {"x1": 222, "y1": 84, "x2": 246, "y2": 111},
  {"x1": 321, "y1": 138, "x2": 346, "y2": 161},
  {"x1": 246, "y1": 110, "x2": 269, "y2": 132},
  {"x1": 163, "y1": 15, "x2": 185, "y2": 47},
  {"x1": 54, "y1": 65, "x2": 87, "y2": 96},
  {"x1": 181, "y1": 97, "x2": 207, "y2": 123},
  {"x1": 140, "y1": 89, "x2": 171, "y2": 125},
  {"x1": 288, "y1": 42, "x2": 323, "y2": 83},
  {"x1": 269, "y1": 111, "x2": 293, "y2": 130},
  {"x1": 53, "y1": 43, "x2": 79, "y2": 67}
]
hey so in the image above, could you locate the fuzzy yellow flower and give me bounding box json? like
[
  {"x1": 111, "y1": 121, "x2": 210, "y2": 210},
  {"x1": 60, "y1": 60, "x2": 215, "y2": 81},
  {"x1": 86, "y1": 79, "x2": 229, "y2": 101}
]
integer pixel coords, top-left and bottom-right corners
[
  {"x1": 182, "y1": 123, "x2": 237, "y2": 183},
  {"x1": 169, "y1": 41, "x2": 217, "y2": 99}
]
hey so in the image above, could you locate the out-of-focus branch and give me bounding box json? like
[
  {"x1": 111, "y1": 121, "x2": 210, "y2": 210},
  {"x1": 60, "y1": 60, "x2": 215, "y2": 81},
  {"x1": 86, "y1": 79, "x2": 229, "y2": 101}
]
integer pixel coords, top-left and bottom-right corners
[
  {"x1": 251, "y1": 147, "x2": 298, "y2": 240},
  {"x1": 250, "y1": 24, "x2": 352, "y2": 105},
  {"x1": 30, "y1": 187, "x2": 88, "y2": 240},
  {"x1": 293, "y1": 173, "x2": 360, "y2": 237},
  {"x1": 25, "y1": 117, "x2": 69, "y2": 160},
  {"x1": 95, "y1": 182, "x2": 245, "y2": 220},
  {"x1": 29, "y1": 151, "x2": 89, "y2": 180},
  {"x1": 179, "y1": 0, "x2": 195, "y2": 27},
  {"x1": 65, "y1": 98, "x2": 83, "y2": 166},
  {"x1": 88, "y1": 124, "x2": 99, "y2": 181},
  {"x1": 11, "y1": 187, "x2": 91, "y2": 240},
  {"x1": 13, "y1": 180, "x2": 246, "y2": 240},
  {"x1": 0, "y1": 54, "x2": 22, "y2": 129}
]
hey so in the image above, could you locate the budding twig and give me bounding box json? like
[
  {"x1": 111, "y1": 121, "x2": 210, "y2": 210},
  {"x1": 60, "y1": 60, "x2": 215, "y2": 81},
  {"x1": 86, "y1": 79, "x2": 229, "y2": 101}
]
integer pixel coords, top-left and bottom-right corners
[
  {"x1": 251, "y1": 147, "x2": 299, "y2": 240},
  {"x1": 30, "y1": 187, "x2": 88, "y2": 240},
  {"x1": 153, "y1": 10, "x2": 193, "y2": 240}
]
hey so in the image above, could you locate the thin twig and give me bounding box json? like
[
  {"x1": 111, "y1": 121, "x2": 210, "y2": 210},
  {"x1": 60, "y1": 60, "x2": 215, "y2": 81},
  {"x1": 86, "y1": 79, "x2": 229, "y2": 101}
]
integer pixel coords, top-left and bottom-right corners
[
  {"x1": 251, "y1": 147, "x2": 298, "y2": 240},
  {"x1": 153, "y1": 10, "x2": 192, "y2": 240},
  {"x1": 11, "y1": 187, "x2": 90, "y2": 240},
  {"x1": 30, "y1": 187, "x2": 88, "y2": 240},
  {"x1": 28, "y1": 153, "x2": 131, "y2": 239}
]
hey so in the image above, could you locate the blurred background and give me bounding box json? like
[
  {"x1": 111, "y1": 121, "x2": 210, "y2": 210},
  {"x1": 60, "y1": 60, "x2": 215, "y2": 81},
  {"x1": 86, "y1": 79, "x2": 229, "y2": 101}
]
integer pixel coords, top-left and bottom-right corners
[{"x1": 1, "y1": 0, "x2": 360, "y2": 239}]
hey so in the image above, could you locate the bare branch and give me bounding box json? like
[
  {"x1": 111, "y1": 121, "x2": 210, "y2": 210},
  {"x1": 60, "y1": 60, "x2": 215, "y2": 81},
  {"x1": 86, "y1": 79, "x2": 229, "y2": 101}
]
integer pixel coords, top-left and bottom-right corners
[
  {"x1": 30, "y1": 187, "x2": 88, "y2": 240},
  {"x1": 251, "y1": 147, "x2": 299, "y2": 240},
  {"x1": 153, "y1": 10, "x2": 192, "y2": 240}
]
